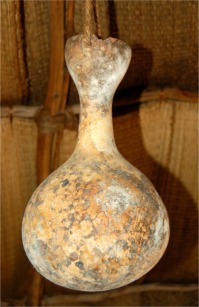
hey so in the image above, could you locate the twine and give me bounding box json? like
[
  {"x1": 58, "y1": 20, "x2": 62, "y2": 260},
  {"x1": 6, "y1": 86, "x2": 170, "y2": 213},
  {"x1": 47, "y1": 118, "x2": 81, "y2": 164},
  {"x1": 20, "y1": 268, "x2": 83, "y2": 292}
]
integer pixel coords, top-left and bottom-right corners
[
  {"x1": 36, "y1": 109, "x2": 78, "y2": 134},
  {"x1": 84, "y1": 0, "x2": 102, "y2": 44},
  {"x1": 95, "y1": 0, "x2": 102, "y2": 38},
  {"x1": 84, "y1": 0, "x2": 93, "y2": 45},
  {"x1": 37, "y1": 110, "x2": 65, "y2": 134}
]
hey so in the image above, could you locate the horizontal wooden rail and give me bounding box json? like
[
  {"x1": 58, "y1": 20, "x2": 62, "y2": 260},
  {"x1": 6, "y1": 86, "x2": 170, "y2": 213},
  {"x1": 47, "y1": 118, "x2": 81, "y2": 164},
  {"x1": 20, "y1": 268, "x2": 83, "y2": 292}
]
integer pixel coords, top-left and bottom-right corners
[
  {"x1": 1, "y1": 88, "x2": 198, "y2": 119},
  {"x1": 41, "y1": 283, "x2": 198, "y2": 305}
]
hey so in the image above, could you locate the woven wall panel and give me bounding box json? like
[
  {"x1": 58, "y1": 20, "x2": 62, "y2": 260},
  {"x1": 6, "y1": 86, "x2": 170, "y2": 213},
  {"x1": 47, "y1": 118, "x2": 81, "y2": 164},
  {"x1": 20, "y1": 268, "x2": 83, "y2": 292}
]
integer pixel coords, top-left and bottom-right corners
[
  {"x1": 140, "y1": 101, "x2": 198, "y2": 282},
  {"x1": 23, "y1": 0, "x2": 50, "y2": 105},
  {"x1": 1, "y1": 118, "x2": 38, "y2": 299},
  {"x1": 74, "y1": 0, "x2": 198, "y2": 92},
  {"x1": 141, "y1": 101, "x2": 198, "y2": 204},
  {"x1": 1, "y1": 0, "x2": 28, "y2": 105},
  {"x1": 1, "y1": 1, "x2": 198, "y2": 106}
]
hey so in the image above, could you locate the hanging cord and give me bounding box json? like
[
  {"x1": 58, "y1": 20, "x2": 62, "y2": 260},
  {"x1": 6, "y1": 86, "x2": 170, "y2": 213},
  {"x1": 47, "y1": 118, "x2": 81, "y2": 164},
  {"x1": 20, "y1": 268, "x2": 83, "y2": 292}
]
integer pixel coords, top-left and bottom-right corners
[
  {"x1": 95, "y1": 0, "x2": 102, "y2": 38},
  {"x1": 84, "y1": 0, "x2": 102, "y2": 44},
  {"x1": 84, "y1": 0, "x2": 93, "y2": 45}
]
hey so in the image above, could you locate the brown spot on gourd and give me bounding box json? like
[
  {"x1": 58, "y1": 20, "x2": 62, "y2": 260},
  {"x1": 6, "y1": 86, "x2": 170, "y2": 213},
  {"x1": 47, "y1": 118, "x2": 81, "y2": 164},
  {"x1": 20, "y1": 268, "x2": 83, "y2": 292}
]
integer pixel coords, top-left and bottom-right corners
[
  {"x1": 75, "y1": 261, "x2": 84, "y2": 269},
  {"x1": 37, "y1": 240, "x2": 47, "y2": 256},
  {"x1": 116, "y1": 240, "x2": 128, "y2": 251},
  {"x1": 61, "y1": 179, "x2": 69, "y2": 187},
  {"x1": 53, "y1": 185, "x2": 59, "y2": 193},
  {"x1": 69, "y1": 252, "x2": 78, "y2": 261},
  {"x1": 92, "y1": 211, "x2": 109, "y2": 231},
  {"x1": 34, "y1": 195, "x2": 44, "y2": 208}
]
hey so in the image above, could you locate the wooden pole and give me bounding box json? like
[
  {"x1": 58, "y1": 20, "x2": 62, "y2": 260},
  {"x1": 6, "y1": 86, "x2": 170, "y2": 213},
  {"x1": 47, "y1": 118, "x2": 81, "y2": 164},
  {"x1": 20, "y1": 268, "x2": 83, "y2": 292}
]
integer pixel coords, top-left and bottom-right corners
[
  {"x1": 25, "y1": 1, "x2": 66, "y2": 305},
  {"x1": 53, "y1": 0, "x2": 74, "y2": 170},
  {"x1": 37, "y1": 1, "x2": 65, "y2": 182}
]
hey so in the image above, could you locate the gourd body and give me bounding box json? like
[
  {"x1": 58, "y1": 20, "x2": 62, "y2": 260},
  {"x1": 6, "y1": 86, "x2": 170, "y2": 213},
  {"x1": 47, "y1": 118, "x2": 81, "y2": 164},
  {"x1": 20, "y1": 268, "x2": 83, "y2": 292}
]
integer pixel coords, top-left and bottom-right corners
[{"x1": 22, "y1": 35, "x2": 169, "y2": 291}]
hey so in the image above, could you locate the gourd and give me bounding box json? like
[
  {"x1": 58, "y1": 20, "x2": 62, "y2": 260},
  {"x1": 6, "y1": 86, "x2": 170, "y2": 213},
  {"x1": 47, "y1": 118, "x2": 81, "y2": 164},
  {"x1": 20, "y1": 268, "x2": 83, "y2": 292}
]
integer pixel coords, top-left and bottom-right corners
[{"x1": 22, "y1": 34, "x2": 169, "y2": 292}]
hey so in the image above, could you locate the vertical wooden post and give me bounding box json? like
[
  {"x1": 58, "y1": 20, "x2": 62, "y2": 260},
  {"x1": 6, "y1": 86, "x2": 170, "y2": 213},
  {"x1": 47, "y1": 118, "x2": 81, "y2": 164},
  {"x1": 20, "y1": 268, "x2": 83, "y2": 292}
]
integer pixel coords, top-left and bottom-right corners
[
  {"x1": 53, "y1": 0, "x2": 74, "y2": 170},
  {"x1": 24, "y1": 1, "x2": 74, "y2": 305},
  {"x1": 37, "y1": 1, "x2": 65, "y2": 183}
]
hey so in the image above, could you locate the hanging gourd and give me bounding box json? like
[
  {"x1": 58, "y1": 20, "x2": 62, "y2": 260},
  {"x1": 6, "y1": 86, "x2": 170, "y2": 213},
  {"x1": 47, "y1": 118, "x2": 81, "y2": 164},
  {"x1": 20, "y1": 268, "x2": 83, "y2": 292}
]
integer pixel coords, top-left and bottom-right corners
[{"x1": 22, "y1": 0, "x2": 169, "y2": 292}]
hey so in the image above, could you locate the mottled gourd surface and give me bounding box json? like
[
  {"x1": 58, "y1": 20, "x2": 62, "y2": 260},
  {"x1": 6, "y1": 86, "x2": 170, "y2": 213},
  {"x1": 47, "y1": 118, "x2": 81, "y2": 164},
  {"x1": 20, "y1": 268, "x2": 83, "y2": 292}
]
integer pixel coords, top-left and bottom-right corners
[{"x1": 22, "y1": 35, "x2": 170, "y2": 292}]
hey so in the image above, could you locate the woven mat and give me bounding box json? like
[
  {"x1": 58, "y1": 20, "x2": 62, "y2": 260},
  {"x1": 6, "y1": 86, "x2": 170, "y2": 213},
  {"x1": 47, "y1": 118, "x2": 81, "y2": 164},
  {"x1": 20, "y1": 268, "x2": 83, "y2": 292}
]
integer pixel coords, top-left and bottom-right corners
[
  {"x1": 1, "y1": 1, "x2": 28, "y2": 105},
  {"x1": 23, "y1": 1, "x2": 50, "y2": 105},
  {"x1": 69, "y1": 0, "x2": 198, "y2": 105},
  {"x1": 1, "y1": 118, "x2": 38, "y2": 299},
  {"x1": 74, "y1": 0, "x2": 198, "y2": 90},
  {"x1": 1, "y1": 1, "x2": 198, "y2": 106},
  {"x1": 1, "y1": 0, "x2": 50, "y2": 106}
]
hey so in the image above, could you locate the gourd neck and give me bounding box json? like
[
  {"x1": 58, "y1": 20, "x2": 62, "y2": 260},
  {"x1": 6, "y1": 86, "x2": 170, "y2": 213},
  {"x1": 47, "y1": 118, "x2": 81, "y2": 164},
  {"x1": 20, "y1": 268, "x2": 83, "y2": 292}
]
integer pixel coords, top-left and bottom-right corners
[
  {"x1": 65, "y1": 34, "x2": 132, "y2": 155},
  {"x1": 75, "y1": 97, "x2": 117, "y2": 154}
]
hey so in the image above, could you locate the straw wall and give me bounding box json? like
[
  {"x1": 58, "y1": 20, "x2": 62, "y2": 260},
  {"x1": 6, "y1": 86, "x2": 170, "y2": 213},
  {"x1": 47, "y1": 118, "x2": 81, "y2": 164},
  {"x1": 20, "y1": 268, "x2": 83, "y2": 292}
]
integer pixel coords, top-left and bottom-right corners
[{"x1": 1, "y1": 1, "x2": 198, "y2": 106}]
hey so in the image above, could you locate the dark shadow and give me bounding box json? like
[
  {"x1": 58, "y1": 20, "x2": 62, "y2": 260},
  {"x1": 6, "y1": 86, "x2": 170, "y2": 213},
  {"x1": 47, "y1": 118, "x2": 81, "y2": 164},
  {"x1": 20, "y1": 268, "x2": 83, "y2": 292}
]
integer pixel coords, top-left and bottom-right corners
[
  {"x1": 108, "y1": 0, "x2": 119, "y2": 38},
  {"x1": 115, "y1": 44, "x2": 153, "y2": 106}
]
